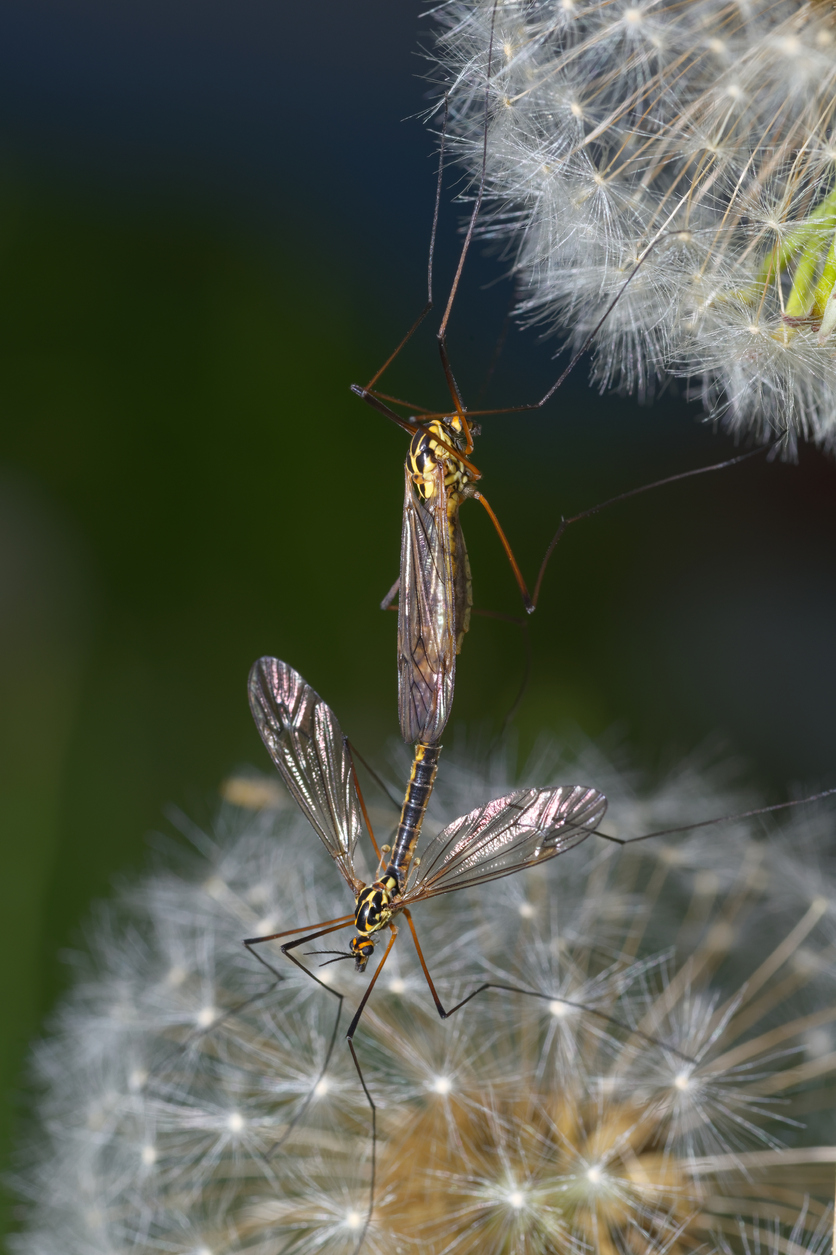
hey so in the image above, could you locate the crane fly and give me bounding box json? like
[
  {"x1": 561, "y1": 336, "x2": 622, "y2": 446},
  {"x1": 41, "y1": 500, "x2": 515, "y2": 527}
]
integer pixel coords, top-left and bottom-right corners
[
  {"x1": 245, "y1": 655, "x2": 606, "y2": 1033},
  {"x1": 358, "y1": 364, "x2": 766, "y2": 749},
  {"x1": 390, "y1": 414, "x2": 474, "y2": 745}
]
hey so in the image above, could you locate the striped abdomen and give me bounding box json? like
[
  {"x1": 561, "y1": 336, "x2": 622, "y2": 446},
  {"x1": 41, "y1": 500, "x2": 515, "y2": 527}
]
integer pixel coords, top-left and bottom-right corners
[{"x1": 386, "y1": 743, "x2": 441, "y2": 888}]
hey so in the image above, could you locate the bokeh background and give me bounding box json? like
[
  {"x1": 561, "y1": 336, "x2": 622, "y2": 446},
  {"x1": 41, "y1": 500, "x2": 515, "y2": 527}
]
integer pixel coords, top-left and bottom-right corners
[{"x1": 1, "y1": 1, "x2": 835, "y2": 1240}]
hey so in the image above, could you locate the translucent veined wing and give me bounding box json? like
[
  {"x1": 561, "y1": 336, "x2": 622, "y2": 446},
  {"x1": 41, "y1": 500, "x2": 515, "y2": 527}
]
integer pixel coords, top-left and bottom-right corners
[
  {"x1": 450, "y1": 504, "x2": 472, "y2": 656},
  {"x1": 401, "y1": 785, "x2": 607, "y2": 902},
  {"x1": 248, "y1": 657, "x2": 364, "y2": 894},
  {"x1": 398, "y1": 460, "x2": 457, "y2": 745}
]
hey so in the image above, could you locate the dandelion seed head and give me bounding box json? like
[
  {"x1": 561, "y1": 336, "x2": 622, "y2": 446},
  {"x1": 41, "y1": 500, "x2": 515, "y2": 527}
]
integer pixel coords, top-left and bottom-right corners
[
  {"x1": 10, "y1": 746, "x2": 836, "y2": 1254},
  {"x1": 433, "y1": 0, "x2": 836, "y2": 450}
]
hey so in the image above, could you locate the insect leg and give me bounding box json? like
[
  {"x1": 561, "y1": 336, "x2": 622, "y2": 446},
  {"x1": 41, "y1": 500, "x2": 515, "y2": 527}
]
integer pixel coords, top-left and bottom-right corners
[
  {"x1": 380, "y1": 574, "x2": 400, "y2": 612},
  {"x1": 346, "y1": 739, "x2": 403, "y2": 814},
  {"x1": 345, "y1": 926, "x2": 399, "y2": 1044},
  {"x1": 239, "y1": 918, "x2": 355, "y2": 1160},
  {"x1": 344, "y1": 739, "x2": 382, "y2": 861},
  {"x1": 345, "y1": 1036, "x2": 378, "y2": 1255},
  {"x1": 358, "y1": 95, "x2": 449, "y2": 401},
  {"x1": 455, "y1": 223, "x2": 720, "y2": 423},
  {"x1": 470, "y1": 607, "x2": 531, "y2": 737},
  {"x1": 465, "y1": 487, "x2": 534, "y2": 612},
  {"x1": 462, "y1": 443, "x2": 769, "y2": 626},
  {"x1": 341, "y1": 927, "x2": 398, "y2": 1255},
  {"x1": 594, "y1": 785, "x2": 836, "y2": 847},
  {"x1": 243, "y1": 914, "x2": 355, "y2": 982},
  {"x1": 402, "y1": 907, "x2": 694, "y2": 1061},
  {"x1": 528, "y1": 444, "x2": 771, "y2": 611}
]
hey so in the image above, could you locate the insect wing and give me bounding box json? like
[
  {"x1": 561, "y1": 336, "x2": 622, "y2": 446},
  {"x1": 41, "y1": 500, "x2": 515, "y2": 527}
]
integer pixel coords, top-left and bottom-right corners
[
  {"x1": 248, "y1": 657, "x2": 363, "y2": 893},
  {"x1": 404, "y1": 785, "x2": 607, "y2": 901},
  {"x1": 451, "y1": 505, "x2": 472, "y2": 655},
  {"x1": 398, "y1": 460, "x2": 457, "y2": 744}
]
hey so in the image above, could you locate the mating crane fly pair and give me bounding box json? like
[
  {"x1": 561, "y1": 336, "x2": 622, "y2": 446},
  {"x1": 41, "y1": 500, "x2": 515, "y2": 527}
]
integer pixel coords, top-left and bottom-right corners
[
  {"x1": 246, "y1": 656, "x2": 606, "y2": 1046},
  {"x1": 246, "y1": 658, "x2": 836, "y2": 1035}
]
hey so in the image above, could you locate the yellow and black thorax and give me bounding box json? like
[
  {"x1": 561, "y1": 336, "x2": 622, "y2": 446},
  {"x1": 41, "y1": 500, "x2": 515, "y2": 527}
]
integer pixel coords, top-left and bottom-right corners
[{"x1": 407, "y1": 418, "x2": 472, "y2": 511}]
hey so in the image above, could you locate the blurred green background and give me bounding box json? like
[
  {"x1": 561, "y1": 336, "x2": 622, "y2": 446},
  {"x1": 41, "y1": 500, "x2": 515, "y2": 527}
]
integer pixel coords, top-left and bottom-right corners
[{"x1": 1, "y1": 1, "x2": 836, "y2": 1241}]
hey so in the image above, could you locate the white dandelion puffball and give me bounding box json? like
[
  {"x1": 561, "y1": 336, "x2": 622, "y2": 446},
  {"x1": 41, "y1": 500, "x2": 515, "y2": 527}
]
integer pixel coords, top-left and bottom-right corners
[
  {"x1": 11, "y1": 744, "x2": 836, "y2": 1255},
  {"x1": 432, "y1": 0, "x2": 836, "y2": 454}
]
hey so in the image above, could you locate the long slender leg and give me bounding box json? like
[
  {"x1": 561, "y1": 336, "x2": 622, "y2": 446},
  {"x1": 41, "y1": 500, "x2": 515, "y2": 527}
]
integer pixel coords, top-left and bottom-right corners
[
  {"x1": 278, "y1": 919, "x2": 356, "y2": 991},
  {"x1": 380, "y1": 575, "x2": 400, "y2": 612},
  {"x1": 344, "y1": 739, "x2": 382, "y2": 861},
  {"x1": 244, "y1": 914, "x2": 355, "y2": 975},
  {"x1": 360, "y1": 96, "x2": 449, "y2": 395},
  {"x1": 435, "y1": 5, "x2": 501, "y2": 450},
  {"x1": 401, "y1": 909, "x2": 694, "y2": 1063},
  {"x1": 339, "y1": 928, "x2": 398, "y2": 1255},
  {"x1": 464, "y1": 445, "x2": 768, "y2": 619},
  {"x1": 468, "y1": 608, "x2": 532, "y2": 740},
  {"x1": 466, "y1": 488, "x2": 534, "y2": 611},
  {"x1": 261, "y1": 921, "x2": 394, "y2": 1248},
  {"x1": 428, "y1": 224, "x2": 725, "y2": 424},
  {"x1": 243, "y1": 919, "x2": 356, "y2": 1158},
  {"x1": 528, "y1": 445, "x2": 769, "y2": 610},
  {"x1": 346, "y1": 927, "x2": 399, "y2": 1042},
  {"x1": 346, "y1": 1038, "x2": 378, "y2": 1255},
  {"x1": 203, "y1": 916, "x2": 353, "y2": 1042},
  {"x1": 594, "y1": 785, "x2": 836, "y2": 848},
  {"x1": 346, "y1": 739, "x2": 402, "y2": 814}
]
